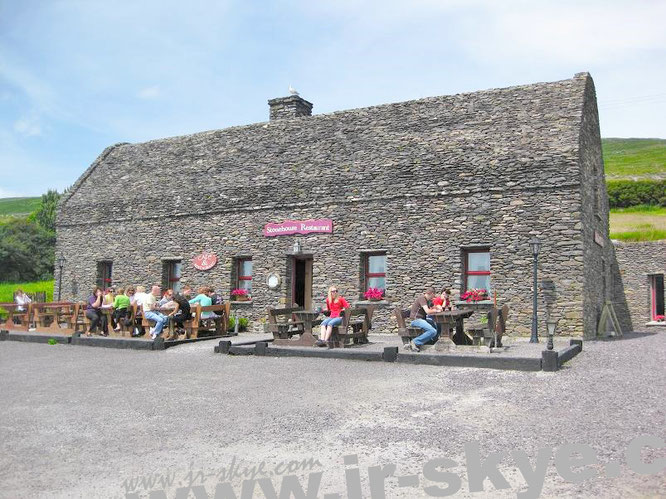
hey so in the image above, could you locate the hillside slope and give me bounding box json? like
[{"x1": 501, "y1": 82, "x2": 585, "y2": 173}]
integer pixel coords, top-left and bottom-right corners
[{"x1": 602, "y1": 138, "x2": 666, "y2": 179}]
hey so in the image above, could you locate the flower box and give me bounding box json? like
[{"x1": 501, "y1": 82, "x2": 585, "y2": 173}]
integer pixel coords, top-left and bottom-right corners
[
  {"x1": 363, "y1": 287, "x2": 385, "y2": 301},
  {"x1": 231, "y1": 288, "x2": 251, "y2": 301}
]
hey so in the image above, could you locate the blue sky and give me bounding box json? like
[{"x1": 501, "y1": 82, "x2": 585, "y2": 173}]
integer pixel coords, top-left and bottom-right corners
[{"x1": 1, "y1": 0, "x2": 665, "y2": 198}]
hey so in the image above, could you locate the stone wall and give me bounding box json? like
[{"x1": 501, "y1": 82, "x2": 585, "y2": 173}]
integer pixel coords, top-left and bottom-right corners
[
  {"x1": 56, "y1": 73, "x2": 607, "y2": 337},
  {"x1": 612, "y1": 241, "x2": 666, "y2": 328}
]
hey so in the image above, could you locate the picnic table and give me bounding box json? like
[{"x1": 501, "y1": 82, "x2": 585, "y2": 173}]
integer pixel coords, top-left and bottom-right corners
[
  {"x1": 0, "y1": 303, "x2": 31, "y2": 331},
  {"x1": 428, "y1": 309, "x2": 475, "y2": 344},
  {"x1": 31, "y1": 302, "x2": 79, "y2": 334},
  {"x1": 269, "y1": 307, "x2": 317, "y2": 346}
]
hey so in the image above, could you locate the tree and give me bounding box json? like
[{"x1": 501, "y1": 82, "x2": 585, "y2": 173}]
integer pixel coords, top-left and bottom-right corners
[
  {"x1": 32, "y1": 189, "x2": 61, "y2": 233},
  {"x1": 0, "y1": 219, "x2": 55, "y2": 282}
]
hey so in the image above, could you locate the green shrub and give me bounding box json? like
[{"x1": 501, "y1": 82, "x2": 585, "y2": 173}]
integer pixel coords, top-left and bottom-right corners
[
  {"x1": 227, "y1": 316, "x2": 249, "y2": 332},
  {"x1": 48, "y1": 338, "x2": 57, "y2": 345},
  {"x1": 606, "y1": 180, "x2": 666, "y2": 208}
]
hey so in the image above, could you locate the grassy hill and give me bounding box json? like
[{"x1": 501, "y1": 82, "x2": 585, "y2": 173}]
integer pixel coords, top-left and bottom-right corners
[
  {"x1": 602, "y1": 138, "x2": 666, "y2": 179},
  {"x1": 0, "y1": 197, "x2": 41, "y2": 223}
]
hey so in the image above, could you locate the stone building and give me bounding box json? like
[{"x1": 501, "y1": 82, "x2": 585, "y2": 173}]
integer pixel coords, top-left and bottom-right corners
[
  {"x1": 612, "y1": 241, "x2": 666, "y2": 330},
  {"x1": 56, "y1": 72, "x2": 631, "y2": 338}
]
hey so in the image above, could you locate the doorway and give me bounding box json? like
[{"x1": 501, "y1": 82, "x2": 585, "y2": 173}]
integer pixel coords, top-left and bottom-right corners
[{"x1": 292, "y1": 256, "x2": 313, "y2": 309}]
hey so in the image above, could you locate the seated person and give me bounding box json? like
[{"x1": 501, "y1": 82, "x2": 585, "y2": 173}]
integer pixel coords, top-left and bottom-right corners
[
  {"x1": 189, "y1": 286, "x2": 219, "y2": 319},
  {"x1": 85, "y1": 287, "x2": 106, "y2": 336},
  {"x1": 102, "y1": 288, "x2": 115, "y2": 329},
  {"x1": 404, "y1": 287, "x2": 439, "y2": 352},
  {"x1": 167, "y1": 286, "x2": 193, "y2": 338},
  {"x1": 13, "y1": 288, "x2": 32, "y2": 324},
  {"x1": 316, "y1": 286, "x2": 349, "y2": 347},
  {"x1": 158, "y1": 288, "x2": 176, "y2": 309},
  {"x1": 143, "y1": 285, "x2": 169, "y2": 339},
  {"x1": 112, "y1": 288, "x2": 131, "y2": 331}
]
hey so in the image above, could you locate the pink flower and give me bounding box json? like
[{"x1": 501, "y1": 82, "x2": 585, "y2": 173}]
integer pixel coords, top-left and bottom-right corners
[
  {"x1": 231, "y1": 288, "x2": 248, "y2": 296},
  {"x1": 460, "y1": 288, "x2": 488, "y2": 302},
  {"x1": 363, "y1": 287, "x2": 384, "y2": 300}
]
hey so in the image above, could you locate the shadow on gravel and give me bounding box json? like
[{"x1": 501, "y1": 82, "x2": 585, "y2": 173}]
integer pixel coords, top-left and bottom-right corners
[{"x1": 594, "y1": 331, "x2": 660, "y2": 342}]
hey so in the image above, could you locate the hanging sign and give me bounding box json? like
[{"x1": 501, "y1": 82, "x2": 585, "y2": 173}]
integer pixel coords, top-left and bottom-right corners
[
  {"x1": 192, "y1": 252, "x2": 218, "y2": 270},
  {"x1": 263, "y1": 218, "x2": 333, "y2": 237}
]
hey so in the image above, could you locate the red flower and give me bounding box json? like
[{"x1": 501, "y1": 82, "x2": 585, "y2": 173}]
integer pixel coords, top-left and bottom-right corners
[
  {"x1": 460, "y1": 288, "x2": 488, "y2": 302},
  {"x1": 363, "y1": 287, "x2": 384, "y2": 300}
]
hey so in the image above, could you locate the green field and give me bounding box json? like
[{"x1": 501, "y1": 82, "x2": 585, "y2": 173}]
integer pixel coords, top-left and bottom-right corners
[
  {"x1": 0, "y1": 280, "x2": 54, "y2": 317},
  {"x1": 609, "y1": 206, "x2": 666, "y2": 241},
  {"x1": 0, "y1": 197, "x2": 42, "y2": 223},
  {"x1": 602, "y1": 138, "x2": 666, "y2": 179},
  {"x1": 0, "y1": 197, "x2": 41, "y2": 216}
]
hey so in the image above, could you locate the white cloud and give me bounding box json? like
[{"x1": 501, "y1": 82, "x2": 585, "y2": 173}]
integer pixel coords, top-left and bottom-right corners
[
  {"x1": 0, "y1": 186, "x2": 24, "y2": 198},
  {"x1": 137, "y1": 85, "x2": 162, "y2": 100},
  {"x1": 463, "y1": 1, "x2": 666, "y2": 65},
  {"x1": 13, "y1": 116, "x2": 42, "y2": 136}
]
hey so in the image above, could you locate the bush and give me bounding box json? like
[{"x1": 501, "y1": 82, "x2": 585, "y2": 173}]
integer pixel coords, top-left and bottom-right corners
[
  {"x1": 606, "y1": 180, "x2": 666, "y2": 208},
  {"x1": 227, "y1": 316, "x2": 249, "y2": 332}
]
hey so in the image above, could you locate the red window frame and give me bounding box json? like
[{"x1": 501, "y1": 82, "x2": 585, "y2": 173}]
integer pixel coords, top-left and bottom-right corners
[
  {"x1": 364, "y1": 252, "x2": 386, "y2": 294},
  {"x1": 237, "y1": 258, "x2": 252, "y2": 288},
  {"x1": 164, "y1": 261, "x2": 182, "y2": 291},
  {"x1": 97, "y1": 261, "x2": 112, "y2": 289},
  {"x1": 463, "y1": 248, "x2": 491, "y2": 292}
]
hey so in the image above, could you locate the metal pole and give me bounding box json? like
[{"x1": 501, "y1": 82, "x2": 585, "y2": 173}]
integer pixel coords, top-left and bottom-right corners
[
  {"x1": 57, "y1": 264, "x2": 63, "y2": 302},
  {"x1": 530, "y1": 253, "x2": 539, "y2": 343}
]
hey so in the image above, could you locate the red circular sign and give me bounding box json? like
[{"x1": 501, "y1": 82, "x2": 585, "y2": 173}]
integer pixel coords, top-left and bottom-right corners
[{"x1": 192, "y1": 252, "x2": 218, "y2": 271}]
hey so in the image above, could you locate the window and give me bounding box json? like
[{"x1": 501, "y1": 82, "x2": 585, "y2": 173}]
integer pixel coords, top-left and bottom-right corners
[
  {"x1": 163, "y1": 260, "x2": 182, "y2": 293},
  {"x1": 463, "y1": 248, "x2": 491, "y2": 292},
  {"x1": 649, "y1": 274, "x2": 665, "y2": 321},
  {"x1": 236, "y1": 258, "x2": 252, "y2": 293},
  {"x1": 363, "y1": 252, "x2": 386, "y2": 295},
  {"x1": 96, "y1": 261, "x2": 113, "y2": 290}
]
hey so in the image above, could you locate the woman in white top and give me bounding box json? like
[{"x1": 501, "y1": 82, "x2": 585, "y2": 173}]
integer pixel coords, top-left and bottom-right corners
[{"x1": 14, "y1": 289, "x2": 31, "y2": 311}]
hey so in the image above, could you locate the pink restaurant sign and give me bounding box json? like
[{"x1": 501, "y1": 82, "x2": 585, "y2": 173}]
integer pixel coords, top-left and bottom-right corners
[{"x1": 263, "y1": 218, "x2": 333, "y2": 237}]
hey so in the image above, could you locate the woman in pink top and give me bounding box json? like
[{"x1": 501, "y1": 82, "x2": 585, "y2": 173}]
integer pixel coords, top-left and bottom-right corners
[{"x1": 316, "y1": 286, "x2": 349, "y2": 347}]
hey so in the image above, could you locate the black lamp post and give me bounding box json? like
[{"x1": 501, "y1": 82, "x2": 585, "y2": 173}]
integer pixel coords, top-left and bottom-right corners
[
  {"x1": 529, "y1": 237, "x2": 542, "y2": 343},
  {"x1": 56, "y1": 255, "x2": 66, "y2": 302}
]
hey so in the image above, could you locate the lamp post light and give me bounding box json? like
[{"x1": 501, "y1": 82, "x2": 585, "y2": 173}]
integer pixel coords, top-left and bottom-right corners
[
  {"x1": 546, "y1": 318, "x2": 559, "y2": 350},
  {"x1": 56, "y1": 255, "x2": 66, "y2": 302},
  {"x1": 528, "y1": 237, "x2": 542, "y2": 343}
]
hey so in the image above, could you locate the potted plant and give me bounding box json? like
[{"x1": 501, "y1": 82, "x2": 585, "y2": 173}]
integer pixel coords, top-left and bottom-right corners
[
  {"x1": 231, "y1": 288, "x2": 251, "y2": 301},
  {"x1": 363, "y1": 287, "x2": 384, "y2": 301},
  {"x1": 459, "y1": 288, "x2": 488, "y2": 302}
]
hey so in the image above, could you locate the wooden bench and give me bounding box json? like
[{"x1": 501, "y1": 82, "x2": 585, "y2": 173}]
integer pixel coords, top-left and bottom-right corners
[
  {"x1": 108, "y1": 303, "x2": 137, "y2": 337},
  {"x1": 31, "y1": 302, "x2": 80, "y2": 334},
  {"x1": 0, "y1": 302, "x2": 32, "y2": 331},
  {"x1": 266, "y1": 307, "x2": 305, "y2": 340},
  {"x1": 191, "y1": 303, "x2": 231, "y2": 338},
  {"x1": 78, "y1": 303, "x2": 112, "y2": 335},
  {"x1": 395, "y1": 307, "x2": 437, "y2": 345},
  {"x1": 468, "y1": 304, "x2": 509, "y2": 347},
  {"x1": 329, "y1": 307, "x2": 373, "y2": 348}
]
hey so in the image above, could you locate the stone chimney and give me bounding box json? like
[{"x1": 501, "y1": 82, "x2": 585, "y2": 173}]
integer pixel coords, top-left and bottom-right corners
[{"x1": 268, "y1": 95, "x2": 313, "y2": 121}]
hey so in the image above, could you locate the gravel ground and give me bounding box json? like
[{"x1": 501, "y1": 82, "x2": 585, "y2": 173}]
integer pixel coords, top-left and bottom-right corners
[{"x1": 0, "y1": 329, "x2": 665, "y2": 499}]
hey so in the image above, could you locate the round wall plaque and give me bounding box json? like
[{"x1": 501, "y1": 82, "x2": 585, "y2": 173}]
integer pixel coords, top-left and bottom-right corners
[
  {"x1": 192, "y1": 252, "x2": 218, "y2": 271},
  {"x1": 266, "y1": 273, "x2": 281, "y2": 289}
]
